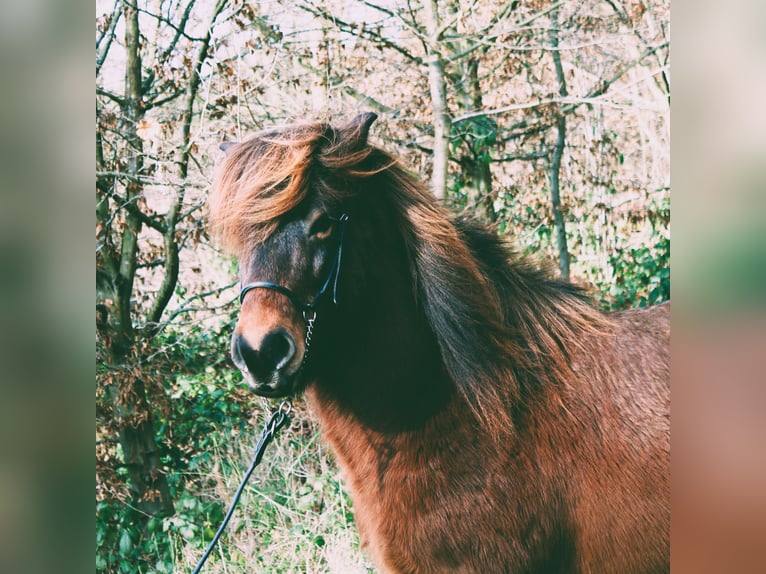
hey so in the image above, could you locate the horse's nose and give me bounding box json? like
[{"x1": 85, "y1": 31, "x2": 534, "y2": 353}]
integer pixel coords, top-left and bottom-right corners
[{"x1": 231, "y1": 329, "x2": 296, "y2": 378}]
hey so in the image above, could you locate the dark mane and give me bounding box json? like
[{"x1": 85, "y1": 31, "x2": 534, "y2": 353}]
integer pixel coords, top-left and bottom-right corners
[
  {"x1": 454, "y1": 218, "x2": 610, "y2": 392},
  {"x1": 374, "y1": 165, "x2": 612, "y2": 437}
]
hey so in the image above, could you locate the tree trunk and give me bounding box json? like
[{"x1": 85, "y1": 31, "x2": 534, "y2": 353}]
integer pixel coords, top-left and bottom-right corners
[
  {"x1": 114, "y1": 375, "x2": 174, "y2": 516},
  {"x1": 548, "y1": 8, "x2": 570, "y2": 281},
  {"x1": 422, "y1": 0, "x2": 451, "y2": 200},
  {"x1": 549, "y1": 113, "x2": 570, "y2": 281},
  {"x1": 147, "y1": 0, "x2": 226, "y2": 330},
  {"x1": 111, "y1": 0, "x2": 174, "y2": 517},
  {"x1": 459, "y1": 58, "x2": 496, "y2": 222}
]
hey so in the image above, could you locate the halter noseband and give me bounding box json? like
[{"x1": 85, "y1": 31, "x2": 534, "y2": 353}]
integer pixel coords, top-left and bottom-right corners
[{"x1": 239, "y1": 214, "x2": 349, "y2": 319}]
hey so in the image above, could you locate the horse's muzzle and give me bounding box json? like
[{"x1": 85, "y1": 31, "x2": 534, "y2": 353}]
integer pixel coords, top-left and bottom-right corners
[{"x1": 230, "y1": 330, "x2": 299, "y2": 397}]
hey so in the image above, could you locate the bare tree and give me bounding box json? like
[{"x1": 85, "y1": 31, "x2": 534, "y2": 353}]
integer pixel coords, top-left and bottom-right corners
[
  {"x1": 96, "y1": 0, "x2": 230, "y2": 517},
  {"x1": 421, "y1": 0, "x2": 451, "y2": 199},
  {"x1": 547, "y1": 6, "x2": 570, "y2": 280}
]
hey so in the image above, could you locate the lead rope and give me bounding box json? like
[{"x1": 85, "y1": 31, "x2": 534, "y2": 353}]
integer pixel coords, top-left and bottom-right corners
[
  {"x1": 190, "y1": 400, "x2": 292, "y2": 574},
  {"x1": 192, "y1": 301, "x2": 320, "y2": 572}
]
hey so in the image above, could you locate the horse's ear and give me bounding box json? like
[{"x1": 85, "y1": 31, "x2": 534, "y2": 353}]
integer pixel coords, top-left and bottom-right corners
[
  {"x1": 219, "y1": 141, "x2": 238, "y2": 155},
  {"x1": 337, "y1": 112, "x2": 378, "y2": 150}
]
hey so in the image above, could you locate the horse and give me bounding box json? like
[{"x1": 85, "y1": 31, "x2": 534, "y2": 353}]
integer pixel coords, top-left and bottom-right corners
[{"x1": 207, "y1": 113, "x2": 670, "y2": 573}]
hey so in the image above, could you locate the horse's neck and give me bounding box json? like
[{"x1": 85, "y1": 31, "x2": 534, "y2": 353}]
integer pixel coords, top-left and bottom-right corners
[
  {"x1": 303, "y1": 384, "x2": 471, "y2": 564},
  {"x1": 304, "y1": 384, "x2": 475, "y2": 487},
  {"x1": 308, "y1": 247, "x2": 456, "y2": 432}
]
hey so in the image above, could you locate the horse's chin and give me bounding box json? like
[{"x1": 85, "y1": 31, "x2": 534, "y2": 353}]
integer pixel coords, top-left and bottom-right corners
[{"x1": 241, "y1": 370, "x2": 298, "y2": 398}]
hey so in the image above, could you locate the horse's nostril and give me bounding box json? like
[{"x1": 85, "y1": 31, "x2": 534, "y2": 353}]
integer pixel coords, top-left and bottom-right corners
[
  {"x1": 232, "y1": 334, "x2": 256, "y2": 373},
  {"x1": 261, "y1": 329, "x2": 296, "y2": 371},
  {"x1": 233, "y1": 330, "x2": 296, "y2": 378}
]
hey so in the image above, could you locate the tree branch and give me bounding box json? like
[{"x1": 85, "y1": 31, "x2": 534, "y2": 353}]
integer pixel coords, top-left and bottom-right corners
[
  {"x1": 96, "y1": 171, "x2": 184, "y2": 188},
  {"x1": 143, "y1": 88, "x2": 185, "y2": 111},
  {"x1": 136, "y1": 5, "x2": 207, "y2": 43},
  {"x1": 96, "y1": 86, "x2": 125, "y2": 107},
  {"x1": 96, "y1": 0, "x2": 122, "y2": 77},
  {"x1": 444, "y1": 0, "x2": 565, "y2": 63},
  {"x1": 492, "y1": 151, "x2": 546, "y2": 163},
  {"x1": 342, "y1": 86, "x2": 398, "y2": 114},
  {"x1": 160, "y1": 0, "x2": 198, "y2": 61},
  {"x1": 298, "y1": 2, "x2": 424, "y2": 65},
  {"x1": 358, "y1": 0, "x2": 429, "y2": 44},
  {"x1": 137, "y1": 258, "x2": 166, "y2": 269},
  {"x1": 463, "y1": 40, "x2": 670, "y2": 142},
  {"x1": 97, "y1": 175, "x2": 169, "y2": 234},
  {"x1": 453, "y1": 98, "x2": 560, "y2": 123},
  {"x1": 145, "y1": 281, "x2": 239, "y2": 334},
  {"x1": 147, "y1": 0, "x2": 229, "y2": 329}
]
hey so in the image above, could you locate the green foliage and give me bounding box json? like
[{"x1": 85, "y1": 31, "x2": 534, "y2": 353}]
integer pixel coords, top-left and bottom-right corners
[
  {"x1": 606, "y1": 235, "x2": 670, "y2": 310},
  {"x1": 486, "y1": 171, "x2": 670, "y2": 311},
  {"x1": 96, "y1": 492, "x2": 225, "y2": 573},
  {"x1": 597, "y1": 192, "x2": 670, "y2": 310},
  {"x1": 96, "y1": 322, "x2": 370, "y2": 573},
  {"x1": 97, "y1": 322, "x2": 250, "y2": 573},
  {"x1": 451, "y1": 115, "x2": 498, "y2": 159}
]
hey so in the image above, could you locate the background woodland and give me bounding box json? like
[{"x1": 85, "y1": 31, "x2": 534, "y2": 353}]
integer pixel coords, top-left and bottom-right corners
[{"x1": 96, "y1": 0, "x2": 669, "y2": 571}]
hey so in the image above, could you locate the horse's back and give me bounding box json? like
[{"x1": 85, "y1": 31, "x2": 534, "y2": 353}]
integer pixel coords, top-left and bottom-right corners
[
  {"x1": 613, "y1": 300, "x2": 670, "y2": 391},
  {"x1": 615, "y1": 300, "x2": 669, "y2": 338},
  {"x1": 572, "y1": 301, "x2": 670, "y2": 573}
]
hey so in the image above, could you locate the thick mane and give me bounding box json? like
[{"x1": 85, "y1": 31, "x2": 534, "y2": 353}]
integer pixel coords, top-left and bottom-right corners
[
  {"x1": 453, "y1": 218, "x2": 611, "y2": 405},
  {"x1": 369, "y1": 163, "x2": 610, "y2": 437},
  {"x1": 208, "y1": 120, "x2": 391, "y2": 255}
]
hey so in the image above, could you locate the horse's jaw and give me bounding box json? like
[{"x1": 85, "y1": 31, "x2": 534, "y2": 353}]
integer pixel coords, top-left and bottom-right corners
[{"x1": 239, "y1": 366, "x2": 299, "y2": 398}]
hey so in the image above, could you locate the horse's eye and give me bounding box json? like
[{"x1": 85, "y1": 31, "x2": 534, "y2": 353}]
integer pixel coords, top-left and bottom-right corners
[{"x1": 309, "y1": 214, "x2": 334, "y2": 239}]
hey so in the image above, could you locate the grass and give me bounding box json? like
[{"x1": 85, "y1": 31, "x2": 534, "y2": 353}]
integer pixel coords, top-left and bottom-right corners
[{"x1": 172, "y1": 398, "x2": 375, "y2": 574}]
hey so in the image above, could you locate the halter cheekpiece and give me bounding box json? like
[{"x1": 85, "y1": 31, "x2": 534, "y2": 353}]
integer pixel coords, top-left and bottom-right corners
[{"x1": 239, "y1": 213, "x2": 349, "y2": 318}]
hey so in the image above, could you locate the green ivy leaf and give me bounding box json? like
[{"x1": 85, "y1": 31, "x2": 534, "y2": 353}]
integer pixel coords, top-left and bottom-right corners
[{"x1": 118, "y1": 530, "x2": 132, "y2": 556}]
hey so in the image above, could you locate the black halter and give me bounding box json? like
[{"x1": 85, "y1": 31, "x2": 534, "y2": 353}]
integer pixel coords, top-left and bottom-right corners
[{"x1": 239, "y1": 214, "x2": 349, "y2": 317}]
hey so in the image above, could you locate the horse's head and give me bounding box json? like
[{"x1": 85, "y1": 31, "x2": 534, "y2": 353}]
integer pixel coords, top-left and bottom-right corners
[
  {"x1": 231, "y1": 208, "x2": 350, "y2": 396},
  {"x1": 209, "y1": 113, "x2": 377, "y2": 397}
]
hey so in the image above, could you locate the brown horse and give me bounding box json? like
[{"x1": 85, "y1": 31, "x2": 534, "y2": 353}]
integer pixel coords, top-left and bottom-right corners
[{"x1": 208, "y1": 113, "x2": 669, "y2": 573}]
